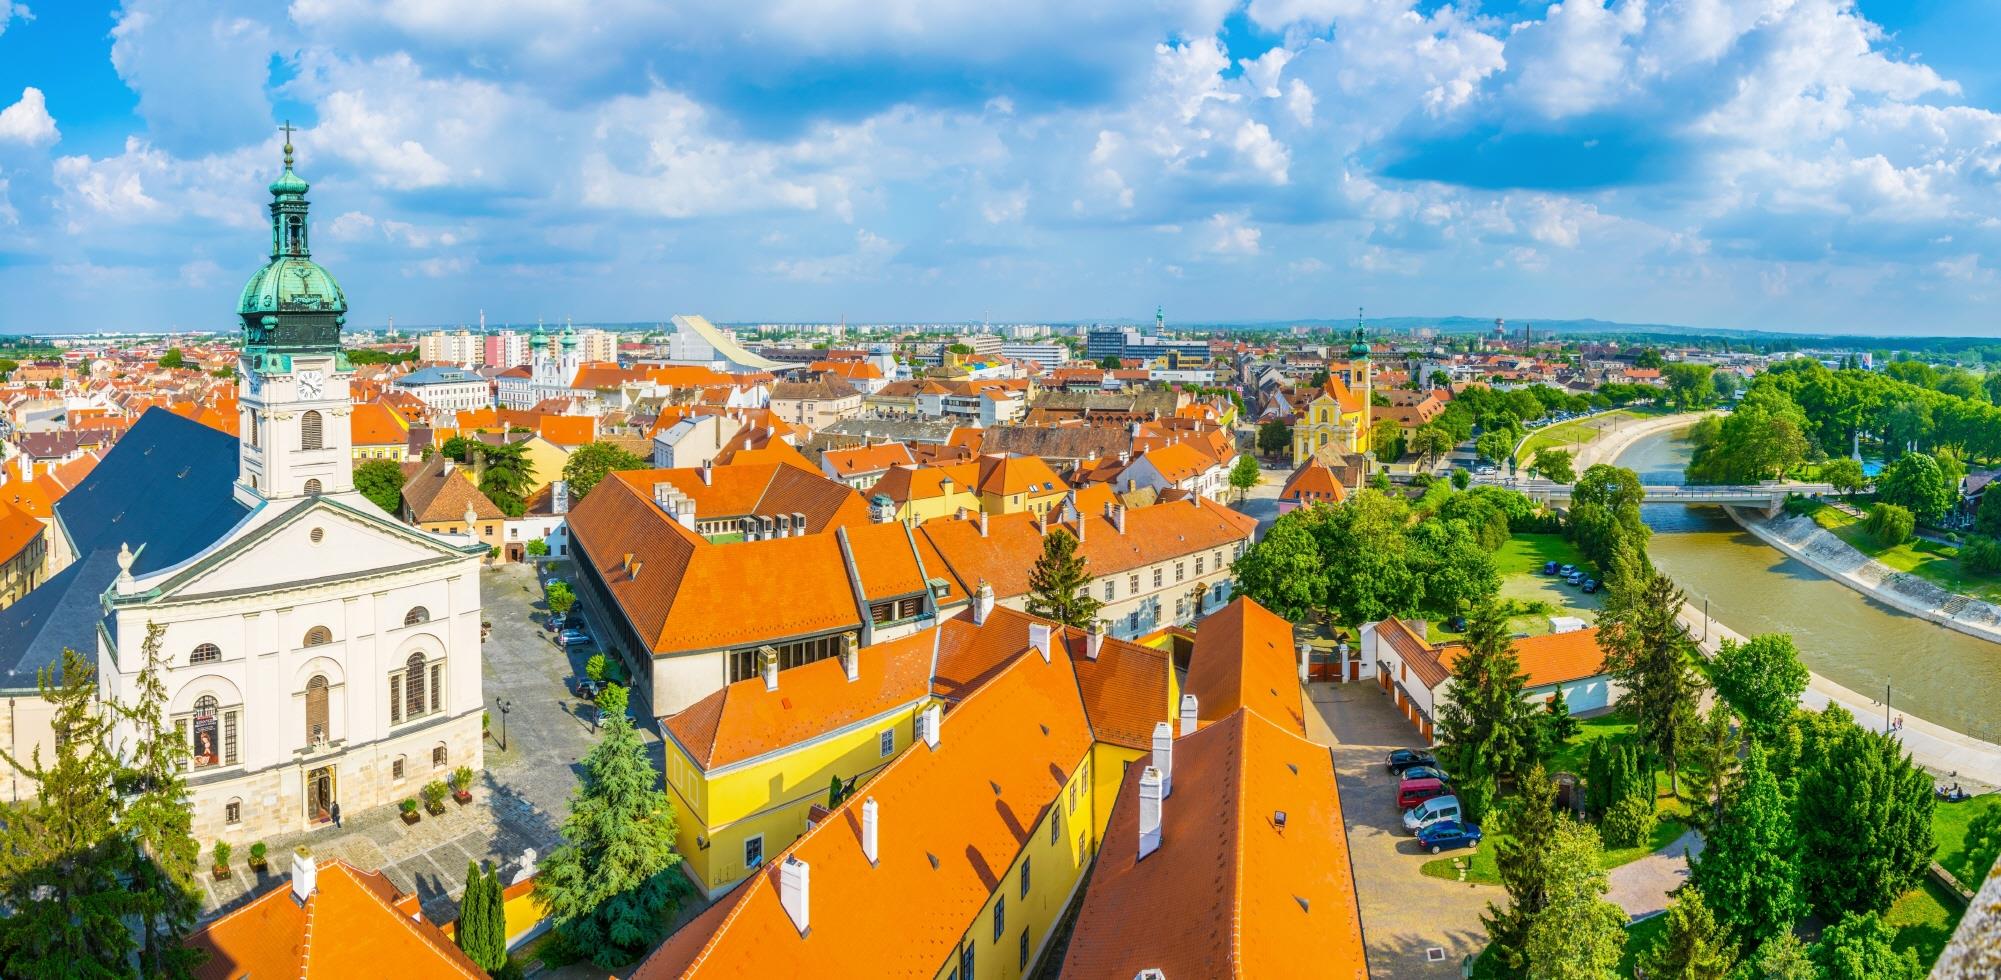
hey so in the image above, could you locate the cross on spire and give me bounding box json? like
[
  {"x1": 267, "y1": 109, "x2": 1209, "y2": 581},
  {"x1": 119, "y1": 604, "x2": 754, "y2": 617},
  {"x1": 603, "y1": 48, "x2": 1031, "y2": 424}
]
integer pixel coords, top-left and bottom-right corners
[{"x1": 279, "y1": 120, "x2": 297, "y2": 168}]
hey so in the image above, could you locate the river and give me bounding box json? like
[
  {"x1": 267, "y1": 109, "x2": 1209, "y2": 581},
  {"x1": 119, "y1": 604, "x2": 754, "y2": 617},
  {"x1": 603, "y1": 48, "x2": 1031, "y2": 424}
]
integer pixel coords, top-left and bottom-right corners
[{"x1": 1617, "y1": 428, "x2": 2001, "y2": 742}]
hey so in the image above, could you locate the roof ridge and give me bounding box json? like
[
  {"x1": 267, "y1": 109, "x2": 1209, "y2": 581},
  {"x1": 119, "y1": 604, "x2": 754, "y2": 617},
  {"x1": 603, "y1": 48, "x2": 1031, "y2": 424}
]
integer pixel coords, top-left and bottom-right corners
[
  {"x1": 326, "y1": 860, "x2": 486, "y2": 979},
  {"x1": 1224, "y1": 713, "x2": 1250, "y2": 978}
]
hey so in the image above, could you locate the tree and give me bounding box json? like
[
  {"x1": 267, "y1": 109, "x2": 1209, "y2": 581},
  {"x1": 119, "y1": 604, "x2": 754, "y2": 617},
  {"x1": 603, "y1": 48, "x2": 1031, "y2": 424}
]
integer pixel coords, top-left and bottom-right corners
[
  {"x1": 1481, "y1": 764, "x2": 1561, "y2": 973},
  {"x1": 1531, "y1": 447, "x2": 1575, "y2": 483},
  {"x1": 1598, "y1": 568, "x2": 1701, "y2": 796},
  {"x1": 546, "y1": 581, "x2": 576, "y2": 617},
  {"x1": 439, "y1": 435, "x2": 480, "y2": 462},
  {"x1": 1692, "y1": 745, "x2": 1804, "y2": 946},
  {"x1": 158, "y1": 347, "x2": 185, "y2": 369},
  {"x1": 477, "y1": 442, "x2": 537, "y2": 517},
  {"x1": 1712, "y1": 633, "x2": 1808, "y2": 738},
  {"x1": 1429, "y1": 369, "x2": 1451, "y2": 389},
  {"x1": 1685, "y1": 387, "x2": 1811, "y2": 484},
  {"x1": 355, "y1": 458, "x2": 407, "y2": 515},
  {"x1": 1662, "y1": 363, "x2": 1716, "y2": 410},
  {"x1": 1450, "y1": 468, "x2": 1470, "y2": 490},
  {"x1": 1794, "y1": 708, "x2": 1935, "y2": 918},
  {"x1": 1024, "y1": 529, "x2": 1103, "y2": 628},
  {"x1": 1474, "y1": 430, "x2": 1514, "y2": 465},
  {"x1": 1406, "y1": 517, "x2": 1499, "y2": 615},
  {"x1": 119, "y1": 623, "x2": 205, "y2": 980},
  {"x1": 1569, "y1": 464, "x2": 1650, "y2": 572},
  {"x1": 1230, "y1": 513, "x2": 1324, "y2": 621},
  {"x1": 1637, "y1": 886, "x2": 1738, "y2": 979},
  {"x1": 533, "y1": 712, "x2": 685, "y2": 968},
  {"x1": 1098, "y1": 355, "x2": 1122, "y2": 370},
  {"x1": 1255, "y1": 419, "x2": 1290, "y2": 458},
  {"x1": 1710, "y1": 370, "x2": 1740, "y2": 402},
  {"x1": 1635, "y1": 348, "x2": 1666, "y2": 369},
  {"x1": 1411, "y1": 425, "x2": 1455, "y2": 468},
  {"x1": 1864, "y1": 502, "x2": 1915, "y2": 547},
  {"x1": 1521, "y1": 820, "x2": 1627, "y2": 980},
  {"x1": 457, "y1": 861, "x2": 506, "y2": 972},
  {"x1": 1746, "y1": 932, "x2": 1819, "y2": 980},
  {"x1": 1977, "y1": 485, "x2": 2001, "y2": 537},
  {"x1": 1435, "y1": 600, "x2": 1539, "y2": 785},
  {"x1": 1227, "y1": 454, "x2": 1260, "y2": 502},
  {"x1": 563, "y1": 442, "x2": 649, "y2": 500},
  {"x1": 1313, "y1": 490, "x2": 1422, "y2": 624},
  {"x1": 1812, "y1": 911, "x2": 1921, "y2": 980},
  {"x1": 1823, "y1": 457, "x2": 1868, "y2": 499},
  {"x1": 1877, "y1": 452, "x2": 1954, "y2": 523},
  {"x1": 1539, "y1": 686, "x2": 1580, "y2": 752},
  {"x1": 0, "y1": 650, "x2": 138, "y2": 977}
]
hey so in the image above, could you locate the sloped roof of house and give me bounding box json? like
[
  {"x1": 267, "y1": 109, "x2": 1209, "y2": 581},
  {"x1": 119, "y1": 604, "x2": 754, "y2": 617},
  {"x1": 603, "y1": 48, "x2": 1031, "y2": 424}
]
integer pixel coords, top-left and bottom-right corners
[
  {"x1": 1439, "y1": 627, "x2": 1609, "y2": 690},
  {"x1": 400, "y1": 454, "x2": 505, "y2": 524},
  {"x1": 187, "y1": 859, "x2": 483, "y2": 979},
  {"x1": 1186, "y1": 596, "x2": 1307, "y2": 737},
  {"x1": 821, "y1": 442, "x2": 914, "y2": 478},
  {"x1": 1278, "y1": 459, "x2": 1347, "y2": 505},
  {"x1": 918, "y1": 498, "x2": 1256, "y2": 601}
]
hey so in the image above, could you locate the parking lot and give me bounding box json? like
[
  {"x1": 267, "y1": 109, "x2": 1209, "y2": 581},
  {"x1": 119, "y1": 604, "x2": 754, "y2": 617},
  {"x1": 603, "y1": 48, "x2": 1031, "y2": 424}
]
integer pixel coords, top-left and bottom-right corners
[{"x1": 1308, "y1": 681, "x2": 1495, "y2": 978}]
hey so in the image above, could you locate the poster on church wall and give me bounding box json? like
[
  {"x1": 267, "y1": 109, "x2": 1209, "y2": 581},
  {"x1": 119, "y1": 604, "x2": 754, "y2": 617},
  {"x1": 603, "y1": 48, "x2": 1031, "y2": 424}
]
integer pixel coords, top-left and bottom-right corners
[{"x1": 191, "y1": 714, "x2": 220, "y2": 768}]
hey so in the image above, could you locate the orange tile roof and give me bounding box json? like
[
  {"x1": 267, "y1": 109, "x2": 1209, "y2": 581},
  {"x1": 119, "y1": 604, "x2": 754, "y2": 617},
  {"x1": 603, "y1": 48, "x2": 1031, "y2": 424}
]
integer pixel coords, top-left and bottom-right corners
[
  {"x1": 187, "y1": 859, "x2": 483, "y2": 979},
  {"x1": 919, "y1": 498, "x2": 1256, "y2": 602},
  {"x1": 635, "y1": 647, "x2": 1097, "y2": 979},
  {"x1": 1186, "y1": 597, "x2": 1307, "y2": 737},
  {"x1": 1278, "y1": 459, "x2": 1347, "y2": 505},
  {"x1": 719, "y1": 442, "x2": 815, "y2": 472},
  {"x1": 867, "y1": 460, "x2": 978, "y2": 505},
  {"x1": 400, "y1": 455, "x2": 505, "y2": 524},
  {"x1": 821, "y1": 442, "x2": 914, "y2": 477},
  {"x1": 0, "y1": 499, "x2": 42, "y2": 566},
  {"x1": 1440, "y1": 627, "x2": 1608, "y2": 690},
  {"x1": 611, "y1": 464, "x2": 867, "y2": 531},
  {"x1": 537, "y1": 414, "x2": 598, "y2": 447},
  {"x1": 350, "y1": 401, "x2": 411, "y2": 446},
  {"x1": 664, "y1": 628, "x2": 934, "y2": 770},
  {"x1": 646, "y1": 365, "x2": 741, "y2": 388},
  {"x1": 973, "y1": 453, "x2": 1067, "y2": 497},
  {"x1": 928, "y1": 606, "x2": 1173, "y2": 751},
  {"x1": 571, "y1": 362, "x2": 641, "y2": 391},
  {"x1": 1134, "y1": 440, "x2": 1214, "y2": 484},
  {"x1": 1376, "y1": 616, "x2": 1449, "y2": 690},
  {"x1": 1059, "y1": 708, "x2": 1368, "y2": 979}
]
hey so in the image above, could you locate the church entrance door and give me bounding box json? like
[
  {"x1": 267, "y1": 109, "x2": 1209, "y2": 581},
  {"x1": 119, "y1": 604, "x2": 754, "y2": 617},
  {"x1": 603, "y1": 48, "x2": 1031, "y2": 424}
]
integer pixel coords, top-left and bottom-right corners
[{"x1": 307, "y1": 766, "x2": 336, "y2": 824}]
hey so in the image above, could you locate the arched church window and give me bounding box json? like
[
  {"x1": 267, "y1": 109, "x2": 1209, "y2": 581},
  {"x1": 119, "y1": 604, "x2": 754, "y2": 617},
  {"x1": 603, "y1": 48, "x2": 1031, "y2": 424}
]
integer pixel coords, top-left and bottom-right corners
[
  {"x1": 301, "y1": 410, "x2": 324, "y2": 450},
  {"x1": 287, "y1": 216, "x2": 304, "y2": 252},
  {"x1": 190, "y1": 643, "x2": 220, "y2": 665},
  {"x1": 304, "y1": 479, "x2": 323, "y2": 495},
  {"x1": 305, "y1": 675, "x2": 329, "y2": 746},
  {"x1": 303, "y1": 626, "x2": 332, "y2": 648},
  {"x1": 405, "y1": 653, "x2": 427, "y2": 720},
  {"x1": 404, "y1": 606, "x2": 429, "y2": 627}
]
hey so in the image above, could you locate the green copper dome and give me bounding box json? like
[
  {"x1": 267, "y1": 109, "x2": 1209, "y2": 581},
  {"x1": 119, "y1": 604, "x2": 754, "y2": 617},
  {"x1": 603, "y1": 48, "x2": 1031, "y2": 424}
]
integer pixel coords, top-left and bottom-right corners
[
  {"x1": 1348, "y1": 325, "x2": 1370, "y2": 359},
  {"x1": 238, "y1": 257, "x2": 347, "y2": 316},
  {"x1": 238, "y1": 131, "x2": 347, "y2": 350},
  {"x1": 269, "y1": 165, "x2": 309, "y2": 198}
]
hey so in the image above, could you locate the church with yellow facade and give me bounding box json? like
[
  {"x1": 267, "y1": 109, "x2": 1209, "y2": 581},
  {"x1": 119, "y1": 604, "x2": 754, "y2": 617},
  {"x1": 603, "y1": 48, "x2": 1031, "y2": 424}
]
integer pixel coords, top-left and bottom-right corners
[{"x1": 1290, "y1": 331, "x2": 1374, "y2": 465}]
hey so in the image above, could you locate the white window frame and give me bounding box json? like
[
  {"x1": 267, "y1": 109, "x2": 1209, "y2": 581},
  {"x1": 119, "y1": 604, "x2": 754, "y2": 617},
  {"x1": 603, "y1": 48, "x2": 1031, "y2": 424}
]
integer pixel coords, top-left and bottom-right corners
[
  {"x1": 744, "y1": 833, "x2": 766, "y2": 871},
  {"x1": 878, "y1": 728, "x2": 895, "y2": 758}
]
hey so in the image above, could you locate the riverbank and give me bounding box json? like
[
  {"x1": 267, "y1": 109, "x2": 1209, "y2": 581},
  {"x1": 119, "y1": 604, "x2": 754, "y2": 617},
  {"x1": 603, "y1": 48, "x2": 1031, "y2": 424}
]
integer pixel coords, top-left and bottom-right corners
[
  {"x1": 1725, "y1": 505, "x2": 2001, "y2": 648},
  {"x1": 1573, "y1": 409, "x2": 1719, "y2": 470},
  {"x1": 1674, "y1": 595, "x2": 2001, "y2": 790}
]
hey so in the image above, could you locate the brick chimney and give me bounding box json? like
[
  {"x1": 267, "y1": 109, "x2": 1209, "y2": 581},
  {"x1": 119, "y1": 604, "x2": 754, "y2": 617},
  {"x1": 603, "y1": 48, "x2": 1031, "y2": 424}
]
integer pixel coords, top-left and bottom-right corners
[
  {"x1": 1179, "y1": 694, "x2": 1199, "y2": 738},
  {"x1": 1137, "y1": 766, "x2": 1164, "y2": 861},
  {"x1": 1151, "y1": 721, "x2": 1173, "y2": 797},
  {"x1": 860, "y1": 797, "x2": 879, "y2": 866},
  {"x1": 779, "y1": 856, "x2": 811, "y2": 935}
]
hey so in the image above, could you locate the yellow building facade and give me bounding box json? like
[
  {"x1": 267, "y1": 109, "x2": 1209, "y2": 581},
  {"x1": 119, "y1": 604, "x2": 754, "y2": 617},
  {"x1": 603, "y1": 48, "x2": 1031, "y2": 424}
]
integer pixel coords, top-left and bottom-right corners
[{"x1": 1291, "y1": 356, "x2": 1373, "y2": 465}]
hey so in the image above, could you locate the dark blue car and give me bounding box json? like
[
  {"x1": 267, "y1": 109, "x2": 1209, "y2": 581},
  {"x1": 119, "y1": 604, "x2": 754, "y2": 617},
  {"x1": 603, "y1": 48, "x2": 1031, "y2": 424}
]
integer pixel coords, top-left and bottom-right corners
[
  {"x1": 1385, "y1": 749, "x2": 1437, "y2": 774},
  {"x1": 1416, "y1": 820, "x2": 1483, "y2": 855}
]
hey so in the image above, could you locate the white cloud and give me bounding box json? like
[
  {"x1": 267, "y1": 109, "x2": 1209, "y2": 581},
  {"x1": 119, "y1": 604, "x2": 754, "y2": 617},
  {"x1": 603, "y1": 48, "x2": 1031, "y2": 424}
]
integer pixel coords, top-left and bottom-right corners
[
  {"x1": 0, "y1": 87, "x2": 58, "y2": 147},
  {"x1": 769, "y1": 228, "x2": 897, "y2": 282},
  {"x1": 110, "y1": 1, "x2": 278, "y2": 155},
  {"x1": 1205, "y1": 212, "x2": 1261, "y2": 255}
]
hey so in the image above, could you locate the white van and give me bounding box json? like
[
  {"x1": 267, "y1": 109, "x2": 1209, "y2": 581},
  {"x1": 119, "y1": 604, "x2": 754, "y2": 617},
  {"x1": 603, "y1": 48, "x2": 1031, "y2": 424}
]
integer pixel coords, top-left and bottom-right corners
[{"x1": 1402, "y1": 795, "x2": 1461, "y2": 834}]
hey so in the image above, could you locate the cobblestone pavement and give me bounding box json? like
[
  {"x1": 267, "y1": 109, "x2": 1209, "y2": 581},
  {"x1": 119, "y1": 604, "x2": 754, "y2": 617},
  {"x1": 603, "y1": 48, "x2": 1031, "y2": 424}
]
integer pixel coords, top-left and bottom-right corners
[
  {"x1": 1309, "y1": 680, "x2": 1494, "y2": 979},
  {"x1": 199, "y1": 562, "x2": 608, "y2": 924}
]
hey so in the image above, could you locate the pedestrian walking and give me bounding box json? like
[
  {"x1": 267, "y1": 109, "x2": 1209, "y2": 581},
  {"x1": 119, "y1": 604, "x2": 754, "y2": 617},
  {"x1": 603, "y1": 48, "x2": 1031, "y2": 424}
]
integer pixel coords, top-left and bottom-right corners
[{"x1": 331, "y1": 801, "x2": 342, "y2": 829}]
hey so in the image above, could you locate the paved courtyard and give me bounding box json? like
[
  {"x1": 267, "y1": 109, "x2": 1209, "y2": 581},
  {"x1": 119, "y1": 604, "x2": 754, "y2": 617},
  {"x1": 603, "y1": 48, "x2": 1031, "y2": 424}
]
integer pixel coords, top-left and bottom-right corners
[
  {"x1": 199, "y1": 562, "x2": 606, "y2": 924},
  {"x1": 1308, "y1": 679, "x2": 1494, "y2": 979}
]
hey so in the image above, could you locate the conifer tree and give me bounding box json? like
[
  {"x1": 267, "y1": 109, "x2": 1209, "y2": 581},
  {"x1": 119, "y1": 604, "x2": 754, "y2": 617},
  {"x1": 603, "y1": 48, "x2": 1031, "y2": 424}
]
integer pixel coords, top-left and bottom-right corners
[
  {"x1": 1024, "y1": 529, "x2": 1103, "y2": 628},
  {"x1": 1481, "y1": 763, "x2": 1560, "y2": 973},
  {"x1": 1435, "y1": 599, "x2": 1538, "y2": 784},
  {"x1": 457, "y1": 862, "x2": 490, "y2": 968},
  {"x1": 118, "y1": 622, "x2": 205, "y2": 979},
  {"x1": 1599, "y1": 567, "x2": 1702, "y2": 795},
  {"x1": 1795, "y1": 711, "x2": 1935, "y2": 917},
  {"x1": 1637, "y1": 886, "x2": 1739, "y2": 979},
  {"x1": 534, "y1": 712, "x2": 685, "y2": 968},
  {"x1": 1691, "y1": 745, "x2": 1804, "y2": 946},
  {"x1": 1521, "y1": 820, "x2": 1626, "y2": 979},
  {"x1": 1813, "y1": 911, "x2": 1921, "y2": 980},
  {"x1": 1677, "y1": 701, "x2": 1738, "y2": 818}
]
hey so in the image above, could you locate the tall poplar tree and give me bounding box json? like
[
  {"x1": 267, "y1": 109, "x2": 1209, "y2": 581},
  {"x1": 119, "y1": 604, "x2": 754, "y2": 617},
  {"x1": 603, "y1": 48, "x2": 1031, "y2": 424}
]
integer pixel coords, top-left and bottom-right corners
[
  {"x1": 1024, "y1": 529, "x2": 1103, "y2": 628},
  {"x1": 534, "y1": 713, "x2": 685, "y2": 968}
]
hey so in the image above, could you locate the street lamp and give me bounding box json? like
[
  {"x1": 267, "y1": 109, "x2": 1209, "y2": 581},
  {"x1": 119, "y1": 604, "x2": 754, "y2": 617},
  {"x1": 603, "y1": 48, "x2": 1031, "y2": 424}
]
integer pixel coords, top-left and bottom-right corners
[{"x1": 496, "y1": 696, "x2": 513, "y2": 752}]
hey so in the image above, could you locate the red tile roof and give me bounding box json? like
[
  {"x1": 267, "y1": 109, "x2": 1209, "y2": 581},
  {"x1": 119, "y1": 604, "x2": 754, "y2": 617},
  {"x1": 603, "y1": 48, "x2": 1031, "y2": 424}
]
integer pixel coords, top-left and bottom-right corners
[
  {"x1": 1186, "y1": 597, "x2": 1307, "y2": 737},
  {"x1": 187, "y1": 859, "x2": 483, "y2": 979}
]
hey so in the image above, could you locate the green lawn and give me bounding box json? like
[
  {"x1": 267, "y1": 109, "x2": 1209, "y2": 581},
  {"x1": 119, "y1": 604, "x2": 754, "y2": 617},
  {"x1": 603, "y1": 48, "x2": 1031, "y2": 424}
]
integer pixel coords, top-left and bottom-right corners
[
  {"x1": 1420, "y1": 810, "x2": 1691, "y2": 884},
  {"x1": 1494, "y1": 533, "x2": 1590, "y2": 577},
  {"x1": 1793, "y1": 500, "x2": 2001, "y2": 602},
  {"x1": 1616, "y1": 912, "x2": 1671, "y2": 978},
  {"x1": 1514, "y1": 406, "x2": 1667, "y2": 466},
  {"x1": 1427, "y1": 534, "x2": 1600, "y2": 643},
  {"x1": 1887, "y1": 879, "x2": 1963, "y2": 968},
  {"x1": 1934, "y1": 794, "x2": 2001, "y2": 889}
]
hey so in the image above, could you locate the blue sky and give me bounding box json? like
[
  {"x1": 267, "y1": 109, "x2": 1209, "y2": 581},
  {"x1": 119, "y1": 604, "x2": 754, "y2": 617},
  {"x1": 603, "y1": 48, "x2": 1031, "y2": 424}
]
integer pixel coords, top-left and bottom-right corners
[{"x1": 1, "y1": 1, "x2": 1999, "y2": 335}]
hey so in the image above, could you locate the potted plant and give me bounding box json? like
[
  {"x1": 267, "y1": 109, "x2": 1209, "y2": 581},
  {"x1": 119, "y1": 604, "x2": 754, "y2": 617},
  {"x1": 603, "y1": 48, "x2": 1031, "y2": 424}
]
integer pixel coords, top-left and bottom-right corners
[
  {"x1": 423, "y1": 780, "x2": 449, "y2": 816},
  {"x1": 247, "y1": 841, "x2": 269, "y2": 874},
  {"x1": 212, "y1": 840, "x2": 232, "y2": 880},
  {"x1": 400, "y1": 798, "x2": 422, "y2": 825},
  {"x1": 450, "y1": 765, "x2": 476, "y2": 804}
]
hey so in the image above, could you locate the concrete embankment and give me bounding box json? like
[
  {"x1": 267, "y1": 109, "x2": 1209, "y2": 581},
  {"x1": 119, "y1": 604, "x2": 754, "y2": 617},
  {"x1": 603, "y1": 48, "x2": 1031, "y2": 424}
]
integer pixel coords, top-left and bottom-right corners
[{"x1": 1573, "y1": 410, "x2": 1719, "y2": 471}]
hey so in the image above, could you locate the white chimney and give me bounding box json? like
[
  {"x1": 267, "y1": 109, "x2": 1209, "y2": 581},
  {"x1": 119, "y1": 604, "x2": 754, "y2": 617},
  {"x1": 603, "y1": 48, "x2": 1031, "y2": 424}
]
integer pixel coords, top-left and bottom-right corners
[
  {"x1": 291, "y1": 849, "x2": 318, "y2": 904},
  {"x1": 1113, "y1": 504, "x2": 1127, "y2": 534},
  {"x1": 1028, "y1": 623, "x2": 1053, "y2": 663},
  {"x1": 779, "y1": 856, "x2": 811, "y2": 936},
  {"x1": 978, "y1": 510, "x2": 989, "y2": 538},
  {"x1": 1076, "y1": 513, "x2": 1085, "y2": 543},
  {"x1": 919, "y1": 703, "x2": 942, "y2": 749},
  {"x1": 551, "y1": 479, "x2": 570, "y2": 515},
  {"x1": 699, "y1": 464, "x2": 713, "y2": 486},
  {"x1": 972, "y1": 581, "x2": 995, "y2": 626},
  {"x1": 860, "y1": 797, "x2": 879, "y2": 866},
  {"x1": 841, "y1": 634, "x2": 860, "y2": 682},
  {"x1": 1137, "y1": 766, "x2": 1164, "y2": 861},
  {"x1": 760, "y1": 647, "x2": 779, "y2": 691},
  {"x1": 1152, "y1": 721, "x2": 1173, "y2": 797},
  {"x1": 1179, "y1": 694, "x2": 1199, "y2": 738},
  {"x1": 1086, "y1": 626, "x2": 1103, "y2": 661}
]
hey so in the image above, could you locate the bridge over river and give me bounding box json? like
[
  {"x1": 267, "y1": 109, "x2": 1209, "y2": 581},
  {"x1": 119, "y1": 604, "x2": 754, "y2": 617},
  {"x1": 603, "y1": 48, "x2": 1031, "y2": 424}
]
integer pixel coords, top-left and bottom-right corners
[{"x1": 1509, "y1": 478, "x2": 1834, "y2": 515}]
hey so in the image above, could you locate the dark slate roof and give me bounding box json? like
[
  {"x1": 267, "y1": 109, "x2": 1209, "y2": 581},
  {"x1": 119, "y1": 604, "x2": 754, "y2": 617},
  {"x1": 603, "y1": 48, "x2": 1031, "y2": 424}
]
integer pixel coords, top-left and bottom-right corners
[{"x1": 0, "y1": 408, "x2": 248, "y2": 691}]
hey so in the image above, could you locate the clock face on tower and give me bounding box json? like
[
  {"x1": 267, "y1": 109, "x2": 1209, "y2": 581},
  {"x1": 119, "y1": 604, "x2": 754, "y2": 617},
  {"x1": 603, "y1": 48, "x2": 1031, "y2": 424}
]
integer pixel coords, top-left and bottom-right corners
[{"x1": 298, "y1": 369, "x2": 325, "y2": 399}]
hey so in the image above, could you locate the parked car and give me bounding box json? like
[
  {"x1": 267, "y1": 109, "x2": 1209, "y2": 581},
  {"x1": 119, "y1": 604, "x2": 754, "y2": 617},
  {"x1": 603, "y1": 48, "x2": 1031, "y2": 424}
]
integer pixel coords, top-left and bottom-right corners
[
  {"x1": 1403, "y1": 795, "x2": 1463, "y2": 834},
  {"x1": 574, "y1": 679, "x2": 600, "y2": 701},
  {"x1": 1444, "y1": 615, "x2": 1468, "y2": 633},
  {"x1": 1582, "y1": 578, "x2": 1600, "y2": 594},
  {"x1": 1397, "y1": 777, "x2": 1452, "y2": 811},
  {"x1": 1416, "y1": 820, "x2": 1484, "y2": 855},
  {"x1": 547, "y1": 613, "x2": 569, "y2": 632},
  {"x1": 1401, "y1": 765, "x2": 1451, "y2": 783},
  {"x1": 1566, "y1": 571, "x2": 1585, "y2": 586},
  {"x1": 1558, "y1": 564, "x2": 1577, "y2": 577},
  {"x1": 1385, "y1": 749, "x2": 1438, "y2": 774},
  {"x1": 1541, "y1": 560, "x2": 1559, "y2": 575},
  {"x1": 558, "y1": 628, "x2": 592, "y2": 647}
]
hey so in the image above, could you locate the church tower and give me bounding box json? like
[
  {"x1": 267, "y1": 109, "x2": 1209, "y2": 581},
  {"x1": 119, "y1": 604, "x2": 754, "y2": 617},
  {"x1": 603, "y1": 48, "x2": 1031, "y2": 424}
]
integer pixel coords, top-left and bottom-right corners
[
  {"x1": 1349, "y1": 315, "x2": 1373, "y2": 459},
  {"x1": 235, "y1": 129, "x2": 356, "y2": 504}
]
